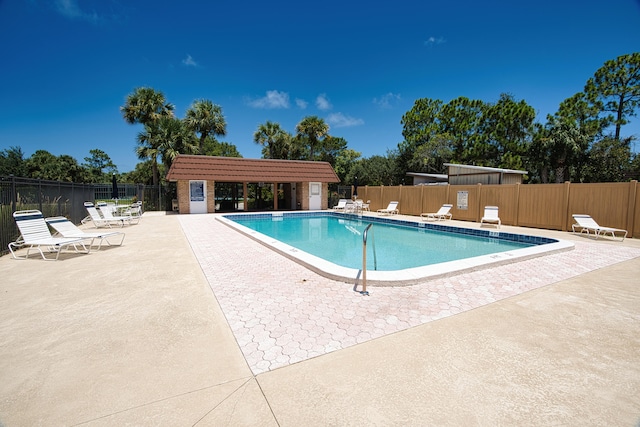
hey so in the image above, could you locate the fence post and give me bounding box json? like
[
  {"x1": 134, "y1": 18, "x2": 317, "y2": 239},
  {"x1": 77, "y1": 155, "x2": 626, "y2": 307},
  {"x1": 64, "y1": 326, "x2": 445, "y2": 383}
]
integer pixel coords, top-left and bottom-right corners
[
  {"x1": 11, "y1": 175, "x2": 17, "y2": 212},
  {"x1": 38, "y1": 179, "x2": 43, "y2": 212},
  {"x1": 57, "y1": 181, "x2": 62, "y2": 216},
  {"x1": 514, "y1": 183, "x2": 520, "y2": 226},
  {"x1": 562, "y1": 181, "x2": 571, "y2": 232},
  {"x1": 627, "y1": 180, "x2": 637, "y2": 239},
  {"x1": 476, "y1": 183, "x2": 483, "y2": 223}
]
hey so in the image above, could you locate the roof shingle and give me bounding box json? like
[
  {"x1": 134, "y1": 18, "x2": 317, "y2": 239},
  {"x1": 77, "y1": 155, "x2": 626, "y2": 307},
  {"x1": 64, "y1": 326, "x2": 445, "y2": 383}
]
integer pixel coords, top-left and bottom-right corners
[{"x1": 166, "y1": 155, "x2": 340, "y2": 183}]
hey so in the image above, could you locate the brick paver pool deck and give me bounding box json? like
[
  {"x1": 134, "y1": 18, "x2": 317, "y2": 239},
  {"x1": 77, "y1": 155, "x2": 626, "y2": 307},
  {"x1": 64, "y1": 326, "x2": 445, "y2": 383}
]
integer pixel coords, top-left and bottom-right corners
[
  {"x1": 1, "y1": 211, "x2": 639, "y2": 426},
  {"x1": 180, "y1": 213, "x2": 640, "y2": 375}
]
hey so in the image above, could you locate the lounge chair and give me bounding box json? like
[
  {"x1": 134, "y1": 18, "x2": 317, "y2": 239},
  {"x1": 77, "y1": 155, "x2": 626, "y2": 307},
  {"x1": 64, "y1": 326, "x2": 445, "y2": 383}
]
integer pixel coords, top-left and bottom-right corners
[
  {"x1": 46, "y1": 216, "x2": 125, "y2": 249},
  {"x1": 480, "y1": 206, "x2": 501, "y2": 228},
  {"x1": 8, "y1": 210, "x2": 90, "y2": 260},
  {"x1": 83, "y1": 202, "x2": 118, "y2": 228},
  {"x1": 377, "y1": 201, "x2": 399, "y2": 215},
  {"x1": 98, "y1": 204, "x2": 140, "y2": 227},
  {"x1": 345, "y1": 200, "x2": 363, "y2": 213},
  {"x1": 421, "y1": 204, "x2": 453, "y2": 221},
  {"x1": 333, "y1": 199, "x2": 348, "y2": 210},
  {"x1": 98, "y1": 203, "x2": 139, "y2": 225},
  {"x1": 571, "y1": 214, "x2": 627, "y2": 241},
  {"x1": 122, "y1": 201, "x2": 143, "y2": 219}
]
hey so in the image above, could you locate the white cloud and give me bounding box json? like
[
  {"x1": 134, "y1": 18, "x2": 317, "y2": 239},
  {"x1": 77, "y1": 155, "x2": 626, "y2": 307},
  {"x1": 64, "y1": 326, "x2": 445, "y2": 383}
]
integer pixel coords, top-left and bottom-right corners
[
  {"x1": 54, "y1": 0, "x2": 99, "y2": 23},
  {"x1": 295, "y1": 98, "x2": 308, "y2": 109},
  {"x1": 373, "y1": 92, "x2": 401, "y2": 109},
  {"x1": 424, "y1": 36, "x2": 446, "y2": 47},
  {"x1": 315, "y1": 94, "x2": 332, "y2": 111},
  {"x1": 182, "y1": 54, "x2": 198, "y2": 67},
  {"x1": 327, "y1": 113, "x2": 364, "y2": 128},
  {"x1": 424, "y1": 36, "x2": 447, "y2": 47},
  {"x1": 248, "y1": 90, "x2": 290, "y2": 109}
]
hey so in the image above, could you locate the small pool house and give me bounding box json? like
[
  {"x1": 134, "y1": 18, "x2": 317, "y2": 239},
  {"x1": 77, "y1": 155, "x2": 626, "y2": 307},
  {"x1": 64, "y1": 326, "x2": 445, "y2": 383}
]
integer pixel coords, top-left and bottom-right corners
[{"x1": 166, "y1": 155, "x2": 340, "y2": 214}]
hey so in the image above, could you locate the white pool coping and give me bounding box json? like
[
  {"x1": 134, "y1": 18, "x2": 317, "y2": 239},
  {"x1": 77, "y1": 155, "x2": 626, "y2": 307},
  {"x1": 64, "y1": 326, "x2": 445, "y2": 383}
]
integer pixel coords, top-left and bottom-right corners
[{"x1": 217, "y1": 212, "x2": 575, "y2": 286}]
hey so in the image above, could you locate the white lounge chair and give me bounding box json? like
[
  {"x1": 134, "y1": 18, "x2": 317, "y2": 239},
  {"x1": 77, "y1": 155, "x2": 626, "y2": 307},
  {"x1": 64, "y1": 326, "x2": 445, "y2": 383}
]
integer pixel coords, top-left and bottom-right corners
[
  {"x1": 421, "y1": 204, "x2": 453, "y2": 221},
  {"x1": 122, "y1": 201, "x2": 143, "y2": 219},
  {"x1": 480, "y1": 206, "x2": 501, "y2": 228},
  {"x1": 83, "y1": 202, "x2": 118, "y2": 228},
  {"x1": 377, "y1": 201, "x2": 399, "y2": 215},
  {"x1": 333, "y1": 199, "x2": 348, "y2": 210},
  {"x1": 571, "y1": 214, "x2": 627, "y2": 241},
  {"x1": 46, "y1": 216, "x2": 125, "y2": 249},
  {"x1": 345, "y1": 200, "x2": 364, "y2": 214},
  {"x1": 8, "y1": 210, "x2": 90, "y2": 260},
  {"x1": 97, "y1": 203, "x2": 140, "y2": 226},
  {"x1": 98, "y1": 203, "x2": 139, "y2": 225}
]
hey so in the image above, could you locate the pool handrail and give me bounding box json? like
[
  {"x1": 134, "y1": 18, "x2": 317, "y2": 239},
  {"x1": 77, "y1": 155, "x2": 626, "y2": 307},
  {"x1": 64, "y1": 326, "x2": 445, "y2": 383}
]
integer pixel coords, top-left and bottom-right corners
[{"x1": 361, "y1": 223, "x2": 376, "y2": 295}]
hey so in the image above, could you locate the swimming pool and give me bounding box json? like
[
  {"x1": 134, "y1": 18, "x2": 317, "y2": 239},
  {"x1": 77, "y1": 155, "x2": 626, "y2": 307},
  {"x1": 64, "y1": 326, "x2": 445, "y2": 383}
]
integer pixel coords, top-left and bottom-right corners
[{"x1": 219, "y1": 212, "x2": 573, "y2": 285}]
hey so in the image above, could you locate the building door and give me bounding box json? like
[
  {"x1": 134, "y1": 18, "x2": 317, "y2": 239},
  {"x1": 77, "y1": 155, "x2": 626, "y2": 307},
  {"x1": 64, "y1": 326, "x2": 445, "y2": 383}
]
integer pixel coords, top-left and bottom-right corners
[
  {"x1": 309, "y1": 182, "x2": 321, "y2": 210},
  {"x1": 189, "y1": 180, "x2": 207, "y2": 214}
]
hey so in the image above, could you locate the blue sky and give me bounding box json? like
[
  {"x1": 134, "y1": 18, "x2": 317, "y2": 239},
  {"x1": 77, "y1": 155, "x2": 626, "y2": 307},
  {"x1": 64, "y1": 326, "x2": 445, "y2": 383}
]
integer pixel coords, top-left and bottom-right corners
[{"x1": 1, "y1": 0, "x2": 639, "y2": 173}]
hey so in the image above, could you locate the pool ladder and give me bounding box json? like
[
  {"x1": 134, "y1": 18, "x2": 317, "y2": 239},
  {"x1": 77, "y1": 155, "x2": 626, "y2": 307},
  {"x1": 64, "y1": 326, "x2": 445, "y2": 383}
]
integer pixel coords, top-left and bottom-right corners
[{"x1": 360, "y1": 223, "x2": 377, "y2": 296}]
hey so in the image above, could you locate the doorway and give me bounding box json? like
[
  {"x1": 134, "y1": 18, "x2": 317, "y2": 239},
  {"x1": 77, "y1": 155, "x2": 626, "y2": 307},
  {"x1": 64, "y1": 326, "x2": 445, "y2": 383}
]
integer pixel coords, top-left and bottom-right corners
[
  {"x1": 309, "y1": 182, "x2": 321, "y2": 210},
  {"x1": 189, "y1": 180, "x2": 207, "y2": 214}
]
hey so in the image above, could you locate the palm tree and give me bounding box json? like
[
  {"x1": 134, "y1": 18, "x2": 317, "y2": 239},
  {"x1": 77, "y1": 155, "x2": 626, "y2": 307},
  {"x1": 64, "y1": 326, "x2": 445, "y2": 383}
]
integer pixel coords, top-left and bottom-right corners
[
  {"x1": 295, "y1": 116, "x2": 329, "y2": 161},
  {"x1": 253, "y1": 121, "x2": 287, "y2": 159},
  {"x1": 183, "y1": 99, "x2": 227, "y2": 154},
  {"x1": 121, "y1": 87, "x2": 175, "y2": 185},
  {"x1": 121, "y1": 87, "x2": 174, "y2": 125},
  {"x1": 136, "y1": 125, "x2": 162, "y2": 186},
  {"x1": 136, "y1": 117, "x2": 197, "y2": 185},
  {"x1": 157, "y1": 117, "x2": 199, "y2": 167}
]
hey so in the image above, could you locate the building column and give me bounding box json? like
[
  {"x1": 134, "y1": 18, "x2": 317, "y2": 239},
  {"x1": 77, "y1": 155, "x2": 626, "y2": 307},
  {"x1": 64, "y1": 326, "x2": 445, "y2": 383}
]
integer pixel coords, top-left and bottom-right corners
[
  {"x1": 243, "y1": 182, "x2": 248, "y2": 211},
  {"x1": 273, "y1": 182, "x2": 278, "y2": 210}
]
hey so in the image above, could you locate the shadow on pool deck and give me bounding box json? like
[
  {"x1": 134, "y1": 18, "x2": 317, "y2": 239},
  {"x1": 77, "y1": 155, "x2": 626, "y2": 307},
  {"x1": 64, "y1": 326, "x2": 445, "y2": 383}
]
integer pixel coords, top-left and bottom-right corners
[{"x1": 0, "y1": 211, "x2": 639, "y2": 426}]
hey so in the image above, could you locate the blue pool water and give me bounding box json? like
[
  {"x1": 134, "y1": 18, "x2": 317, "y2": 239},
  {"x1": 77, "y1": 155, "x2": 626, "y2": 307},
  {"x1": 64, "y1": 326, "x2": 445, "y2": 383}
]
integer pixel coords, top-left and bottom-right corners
[{"x1": 224, "y1": 213, "x2": 544, "y2": 271}]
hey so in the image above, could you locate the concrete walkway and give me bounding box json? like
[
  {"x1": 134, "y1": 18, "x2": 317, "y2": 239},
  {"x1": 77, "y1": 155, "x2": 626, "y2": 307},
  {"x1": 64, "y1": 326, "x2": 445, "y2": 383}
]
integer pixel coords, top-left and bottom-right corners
[{"x1": 1, "y1": 212, "x2": 639, "y2": 426}]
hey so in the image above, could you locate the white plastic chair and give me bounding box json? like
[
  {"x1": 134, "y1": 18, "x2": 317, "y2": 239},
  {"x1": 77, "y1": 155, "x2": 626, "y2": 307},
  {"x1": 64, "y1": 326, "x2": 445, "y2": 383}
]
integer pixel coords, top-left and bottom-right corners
[{"x1": 480, "y1": 206, "x2": 501, "y2": 228}]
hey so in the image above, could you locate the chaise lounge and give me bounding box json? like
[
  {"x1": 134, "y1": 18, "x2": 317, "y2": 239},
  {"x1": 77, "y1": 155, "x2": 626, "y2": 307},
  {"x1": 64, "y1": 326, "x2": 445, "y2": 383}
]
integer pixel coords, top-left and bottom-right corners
[
  {"x1": 377, "y1": 201, "x2": 399, "y2": 215},
  {"x1": 8, "y1": 210, "x2": 91, "y2": 260},
  {"x1": 421, "y1": 204, "x2": 453, "y2": 221},
  {"x1": 571, "y1": 214, "x2": 627, "y2": 241},
  {"x1": 98, "y1": 202, "x2": 139, "y2": 225},
  {"x1": 83, "y1": 202, "x2": 118, "y2": 228},
  {"x1": 46, "y1": 216, "x2": 125, "y2": 249},
  {"x1": 333, "y1": 199, "x2": 348, "y2": 210}
]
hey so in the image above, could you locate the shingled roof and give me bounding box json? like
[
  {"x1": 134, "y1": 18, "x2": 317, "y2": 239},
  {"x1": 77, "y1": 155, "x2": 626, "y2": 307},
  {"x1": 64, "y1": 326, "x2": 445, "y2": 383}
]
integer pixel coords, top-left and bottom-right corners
[{"x1": 166, "y1": 155, "x2": 340, "y2": 183}]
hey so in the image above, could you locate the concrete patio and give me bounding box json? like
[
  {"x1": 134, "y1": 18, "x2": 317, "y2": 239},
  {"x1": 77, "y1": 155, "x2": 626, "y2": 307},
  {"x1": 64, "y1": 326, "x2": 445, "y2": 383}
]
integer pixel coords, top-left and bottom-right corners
[{"x1": 1, "y1": 211, "x2": 639, "y2": 426}]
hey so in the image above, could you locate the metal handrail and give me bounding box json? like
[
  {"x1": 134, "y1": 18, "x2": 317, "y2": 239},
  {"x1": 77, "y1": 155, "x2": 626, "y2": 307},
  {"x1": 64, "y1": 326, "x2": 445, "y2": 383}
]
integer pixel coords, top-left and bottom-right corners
[{"x1": 361, "y1": 223, "x2": 376, "y2": 295}]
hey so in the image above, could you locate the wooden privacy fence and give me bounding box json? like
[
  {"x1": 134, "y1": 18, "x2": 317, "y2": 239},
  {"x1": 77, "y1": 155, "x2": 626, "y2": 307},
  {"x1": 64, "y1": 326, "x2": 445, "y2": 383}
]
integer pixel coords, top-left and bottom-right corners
[{"x1": 356, "y1": 181, "x2": 639, "y2": 238}]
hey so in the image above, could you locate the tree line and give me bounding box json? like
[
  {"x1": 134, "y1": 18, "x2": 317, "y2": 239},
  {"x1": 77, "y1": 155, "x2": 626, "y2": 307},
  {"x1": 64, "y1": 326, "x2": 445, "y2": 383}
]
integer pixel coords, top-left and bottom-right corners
[
  {"x1": 2, "y1": 52, "x2": 638, "y2": 186},
  {"x1": 0, "y1": 147, "x2": 119, "y2": 183},
  {"x1": 397, "y1": 52, "x2": 640, "y2": 184}
]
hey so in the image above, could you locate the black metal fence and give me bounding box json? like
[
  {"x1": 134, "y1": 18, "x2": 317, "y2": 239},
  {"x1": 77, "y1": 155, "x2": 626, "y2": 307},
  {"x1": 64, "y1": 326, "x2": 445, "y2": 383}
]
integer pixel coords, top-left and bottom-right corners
[{"x1": 0, "y1": 176, "x2": 172, "y2": 256}]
